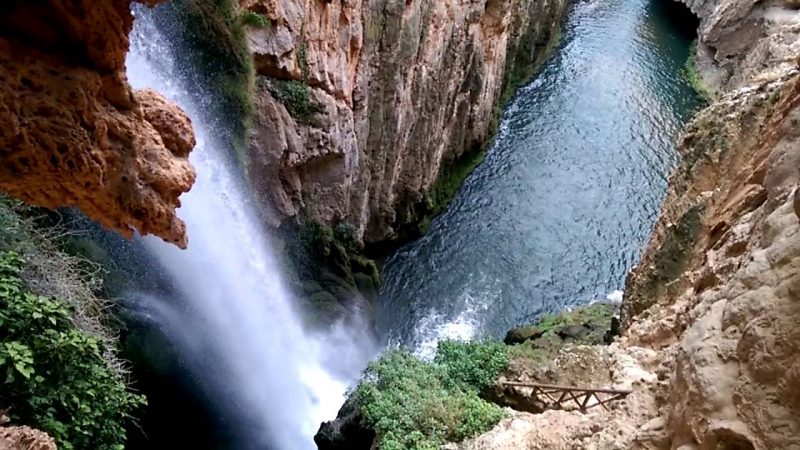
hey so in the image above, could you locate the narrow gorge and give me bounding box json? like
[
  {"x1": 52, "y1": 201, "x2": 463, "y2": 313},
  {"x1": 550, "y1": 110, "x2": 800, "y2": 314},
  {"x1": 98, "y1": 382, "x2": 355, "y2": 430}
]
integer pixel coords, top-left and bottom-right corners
[{"x1": 0, "y1": 0, "x2": 797, "y2": 449}]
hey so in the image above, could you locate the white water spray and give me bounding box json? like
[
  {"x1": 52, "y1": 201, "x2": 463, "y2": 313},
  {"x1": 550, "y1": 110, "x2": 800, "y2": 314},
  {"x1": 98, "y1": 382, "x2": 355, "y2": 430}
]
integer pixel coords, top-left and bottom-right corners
[{"x1": 126, "y1": 8, "x2": 376, "y2": 449}]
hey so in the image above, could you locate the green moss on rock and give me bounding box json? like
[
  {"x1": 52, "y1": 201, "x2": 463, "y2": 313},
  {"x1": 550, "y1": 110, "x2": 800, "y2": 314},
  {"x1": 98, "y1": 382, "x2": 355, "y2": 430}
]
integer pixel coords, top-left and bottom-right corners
[
  {"x1": 281, "y1": 220, "x2": 380, "y2": 321},
  {"x1": 625, "y1": 202, "x2": 705, "y2": 322},
  {"x1": 505, "y1": 303, "x2": 619, "y2": 358},
  {"x1": 240, "y1": 10, "x2": 270, "y2": 29},
  {"x1": 685, "y1": 40, "x2": 713, "y2": 102},
  {"x1": 165, "y1": 0, "x2": 255, "y2": 165}
]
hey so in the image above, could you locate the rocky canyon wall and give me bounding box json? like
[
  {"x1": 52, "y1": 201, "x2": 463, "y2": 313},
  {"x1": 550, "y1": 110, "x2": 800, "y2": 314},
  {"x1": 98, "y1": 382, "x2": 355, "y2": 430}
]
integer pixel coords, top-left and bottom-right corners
[
  {"x1": 619, "y1": 0, "x2": 800, "y2": 447},
  {"x1": 0, "y1": 0, "x2": 196, "y2": 248},
  {"x1": 241, "y1": 0, "x2": 568, "y2": 245},
  {"x1": 683, "y1": 0, "x2": 799, "y2": 92}
]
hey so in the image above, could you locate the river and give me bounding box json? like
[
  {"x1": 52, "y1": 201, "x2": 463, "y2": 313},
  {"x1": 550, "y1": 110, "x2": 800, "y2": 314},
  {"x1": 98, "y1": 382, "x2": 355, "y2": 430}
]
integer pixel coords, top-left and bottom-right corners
[{"x1": 377, "y1": 0, "x2": 701, "y2": 356}]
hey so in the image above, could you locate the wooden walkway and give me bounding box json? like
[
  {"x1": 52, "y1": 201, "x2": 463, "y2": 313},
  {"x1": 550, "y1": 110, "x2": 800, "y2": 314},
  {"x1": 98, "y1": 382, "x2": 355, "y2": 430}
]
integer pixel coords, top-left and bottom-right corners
[{"x1": 500, "y1": 381, "x2": 631, "y2": 412}]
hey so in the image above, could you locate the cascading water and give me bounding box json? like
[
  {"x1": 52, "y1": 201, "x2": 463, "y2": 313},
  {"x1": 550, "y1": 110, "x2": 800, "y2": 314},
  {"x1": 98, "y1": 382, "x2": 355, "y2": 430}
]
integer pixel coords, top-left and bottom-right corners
[{"x1": 124, "y1": 6, "x2": 377, "y2": 449}]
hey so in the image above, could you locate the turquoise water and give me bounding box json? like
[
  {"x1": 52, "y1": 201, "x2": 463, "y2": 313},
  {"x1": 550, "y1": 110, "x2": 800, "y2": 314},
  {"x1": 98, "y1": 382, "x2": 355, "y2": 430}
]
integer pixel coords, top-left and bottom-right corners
[{"x1": 377, "y1": 0, "x2": 701, "y2": 353}]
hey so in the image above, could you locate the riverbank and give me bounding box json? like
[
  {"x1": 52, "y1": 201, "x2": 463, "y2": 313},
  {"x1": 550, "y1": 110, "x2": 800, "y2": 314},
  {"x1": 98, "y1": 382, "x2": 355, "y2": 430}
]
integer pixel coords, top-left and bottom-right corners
[{"x1": 316, "y1": 303, "x2": 621, "y2": 449}]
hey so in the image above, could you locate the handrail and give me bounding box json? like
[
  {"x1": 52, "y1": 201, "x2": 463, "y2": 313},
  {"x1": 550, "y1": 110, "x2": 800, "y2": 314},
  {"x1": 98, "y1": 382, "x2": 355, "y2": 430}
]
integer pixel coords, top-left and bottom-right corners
[
  {"x1": 500, "y1": 381, "x2": 632, "y2": 395},
  {"x1": 498, "y1": 381, "x2": 633, "y2": 412}
]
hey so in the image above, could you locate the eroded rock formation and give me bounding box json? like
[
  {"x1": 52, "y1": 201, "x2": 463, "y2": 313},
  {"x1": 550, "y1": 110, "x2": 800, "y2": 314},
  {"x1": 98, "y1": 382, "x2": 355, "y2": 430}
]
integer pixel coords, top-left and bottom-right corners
[
  {"x1": 617, "y1": 0, "x2": 800, "y2": 446},
  {"x1": 622, "y1": 72, "x2": 800, "y2": 450},
  {"x1": 0, "y1": 426, "x2": 56, "y2": 450},
  {"x1": 241, "y1": 0, "x2": 567, "y2": 244},
  {"x1": 0, "y1": 0, "x2": 196, "y2": 248},
  {"x1": 685, "y1": 0, "x2": 800, "y2": 92}
]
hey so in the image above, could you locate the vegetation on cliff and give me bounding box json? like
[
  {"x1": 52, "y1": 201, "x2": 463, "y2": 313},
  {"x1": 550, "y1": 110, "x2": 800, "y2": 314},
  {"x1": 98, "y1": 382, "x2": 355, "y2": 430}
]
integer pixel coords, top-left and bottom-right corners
[
  {"x1": 283, "y1": 221, "x2": 380, "y2": 321},
  {"x1": 352, "y1": 341, "x2": 509, "y2": 449},
  {"x1": 0, "y1": 251, "x2": 144, "y2": 449},
  {"x1": 0, "y1": 200, "x2": 144, "y2": 449},
  {"x1": 685, "y1": 40, "x2": 712, "y2": 101},
  {"x1": 260, "y1": 42, "x2": 318, "y2": 123},
  {"x1": 505, "y1": 303, "x2": 618, "y2": 360},
  {"x1": 164, "y1": 0, "x2": 256, "y2": 163}
]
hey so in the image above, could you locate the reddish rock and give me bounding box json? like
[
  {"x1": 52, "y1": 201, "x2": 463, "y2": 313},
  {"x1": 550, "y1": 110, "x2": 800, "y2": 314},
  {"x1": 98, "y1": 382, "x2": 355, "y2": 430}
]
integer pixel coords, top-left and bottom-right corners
[
  {"x1": 243, "y1": 0, "x2": 568, "y2": 244},
  {"x1": 0, "y1": 0, "x2": 196, "y2": 248}
]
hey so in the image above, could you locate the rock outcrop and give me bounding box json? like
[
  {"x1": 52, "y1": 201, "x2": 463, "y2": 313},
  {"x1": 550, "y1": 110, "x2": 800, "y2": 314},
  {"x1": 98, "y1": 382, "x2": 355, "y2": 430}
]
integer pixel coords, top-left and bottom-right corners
[
  {"x1": 0, "y1": 426, "x2": 56, "y2": 450},
  {"x1": 622, "y1": 70, "x2": 800, "y2": 450},
  {"x1": 0, "y1": 0, "x2": 196, "y2": 248},
  {"x1": 241, "y1": 0, "x2": 567, "y2": 245},
  {"x1": 619, "y1": 0, "x2": 800, "y2": 448},
  {"x1": 685, "y1": 0, "x2": 800, "y2": 92}
]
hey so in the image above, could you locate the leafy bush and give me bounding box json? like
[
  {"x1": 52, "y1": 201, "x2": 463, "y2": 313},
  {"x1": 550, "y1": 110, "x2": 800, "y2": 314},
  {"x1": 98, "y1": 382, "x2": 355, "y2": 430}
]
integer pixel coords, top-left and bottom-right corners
[
  {"x1": 240, "y1": 10, "x2": 270, "y2": 29},
  {"x1": 0, "y1": 198, "x2": 128, "y2": 369},
  {"x1": 0, "y1": 251, "x2": 145, "y2": 449},
  {"x1": 260, "y1": 39, "x2": 318, "y2": 122},
  {"x1": 353, "y1": 341, "x2": 509, "y2": 449},
  {"x1": 268, "y1": 79, "x2": 316, "y2": 122},
  {"x1": 436, "y1": 340, "x2": 509, "y2": 391}
]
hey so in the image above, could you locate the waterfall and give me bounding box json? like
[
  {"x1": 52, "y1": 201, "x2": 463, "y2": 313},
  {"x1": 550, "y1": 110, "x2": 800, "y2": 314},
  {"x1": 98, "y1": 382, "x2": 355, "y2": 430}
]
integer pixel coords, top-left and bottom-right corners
[{"x1": 125, "y1": 7, "x2": 376, "y2": 449}]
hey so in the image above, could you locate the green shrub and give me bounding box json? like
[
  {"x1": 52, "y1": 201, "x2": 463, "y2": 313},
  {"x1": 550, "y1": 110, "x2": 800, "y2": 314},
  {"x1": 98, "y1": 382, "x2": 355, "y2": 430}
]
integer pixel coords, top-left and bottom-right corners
[
  {"x1": 240, "y1": 10, "x2": 270, "y2": 29},
  {"x1": 685, "y1": 40, "x2": 712, "y2": 101},
  {"x1": 353, "y1": 341, "x2": 508, "y2": 449},
  {"x1": 297, "y1": 40, "x2": 310, "y2": 80},
  {"x1": 268, "y1": 79, "x2": 316, "y2": 122},
  {"x1": 0, "y1": 251, "x2": 145, "y2": 449},
  {"x1": 435, "y1": 340, "x2": 509, "y2": 391}
]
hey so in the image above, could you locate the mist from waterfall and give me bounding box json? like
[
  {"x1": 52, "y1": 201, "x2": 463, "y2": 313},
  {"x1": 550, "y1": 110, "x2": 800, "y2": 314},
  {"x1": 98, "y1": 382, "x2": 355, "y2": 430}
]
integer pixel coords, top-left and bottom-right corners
[{"x1": 125, "y1": 6, "x2": 377, "y2": 449}]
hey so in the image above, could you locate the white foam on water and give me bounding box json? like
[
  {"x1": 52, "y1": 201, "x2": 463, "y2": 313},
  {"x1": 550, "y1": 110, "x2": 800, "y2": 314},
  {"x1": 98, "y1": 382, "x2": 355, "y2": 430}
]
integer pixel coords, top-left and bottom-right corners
[
  {"x1": 411, "y1": 289, "x2": 494, "y2": 360},
  {"x1": 606, "y1": 289, "x2": 624, "y2": 303}
]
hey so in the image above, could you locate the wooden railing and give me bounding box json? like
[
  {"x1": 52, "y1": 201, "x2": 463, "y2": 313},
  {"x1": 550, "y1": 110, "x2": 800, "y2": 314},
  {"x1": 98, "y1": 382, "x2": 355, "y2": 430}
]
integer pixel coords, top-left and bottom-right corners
[{"x1": 500, "y1": 381, "x2": 632, "y2": 412}]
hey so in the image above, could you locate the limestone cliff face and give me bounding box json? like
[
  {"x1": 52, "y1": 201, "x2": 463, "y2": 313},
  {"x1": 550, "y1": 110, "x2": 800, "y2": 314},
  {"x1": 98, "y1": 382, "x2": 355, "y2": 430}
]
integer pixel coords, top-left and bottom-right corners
[
  {"x1": 683, "y1": 0, "x2": 800, "y2": 91},
  {"x1": 619, "y1": 0, "x2": 800, "y2": 447},
  {"x1": 622, "y1": 72, "x2": 800, "y2": 450},
  {"x1": 0, "y1": 0, "x2": 196, "y2": 248},
  {"x1": 242, "y1": 0, "x2": 567, "y2": 244},
  {"x1": 451, "y1": 74, "x2": 800, "y2": 450}
]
